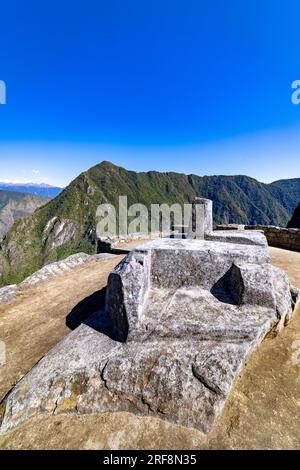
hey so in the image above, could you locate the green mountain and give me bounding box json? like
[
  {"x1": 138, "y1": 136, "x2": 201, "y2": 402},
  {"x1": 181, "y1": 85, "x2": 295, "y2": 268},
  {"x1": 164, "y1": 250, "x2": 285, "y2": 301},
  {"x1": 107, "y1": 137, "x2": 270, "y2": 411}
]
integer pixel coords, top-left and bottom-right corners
[
  {"x1": 268, "y1": 178, "x2": 300, "y2": 216},
  {"x1": 0, "y1": 161, "x2": 300, "y2": 286},
  {"x1": 287, "y1": 202, "x2": 300, "y2": 228}
]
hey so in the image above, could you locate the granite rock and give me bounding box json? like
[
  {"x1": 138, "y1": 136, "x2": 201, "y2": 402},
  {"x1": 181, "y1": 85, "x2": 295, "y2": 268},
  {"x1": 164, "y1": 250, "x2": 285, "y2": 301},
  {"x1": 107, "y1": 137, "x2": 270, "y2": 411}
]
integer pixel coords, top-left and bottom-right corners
[
  {"x1": 0, "y1": 284, "x2": 18, "y2": 305},
  {"x1": 42, "y1": 217, "x2": 78, "y2": 249},
  {"x1": 1, "y1": 235, "x2": 297, "y2": 434},
  {"x1": 187, "y1": 198, "x2": 213, "y2": 239}
]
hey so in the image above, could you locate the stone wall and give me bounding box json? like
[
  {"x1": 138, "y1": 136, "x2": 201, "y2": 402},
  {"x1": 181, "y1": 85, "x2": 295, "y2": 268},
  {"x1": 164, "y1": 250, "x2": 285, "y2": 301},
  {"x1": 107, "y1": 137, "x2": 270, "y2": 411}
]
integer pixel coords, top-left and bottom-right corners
[
  {"x1": 215, "y1": 224, "x2": 300, "y2": 252},
  {"x1": 245, "y1": 226, "x2": 300, "y2": 252},
  {"x1": 97, "y1": 231, "x2": 171, "y2": 254}
]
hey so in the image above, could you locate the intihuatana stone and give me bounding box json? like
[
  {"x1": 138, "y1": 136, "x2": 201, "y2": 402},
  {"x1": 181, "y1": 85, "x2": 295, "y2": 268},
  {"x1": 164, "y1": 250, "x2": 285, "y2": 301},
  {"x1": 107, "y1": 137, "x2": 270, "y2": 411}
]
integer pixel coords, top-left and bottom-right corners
[
  {"x1": 1, "y1": 200, "x2": 299, "y2": 434},
  {"x1": 187, "y1": 198, "x2": 213, "y2": 239}
]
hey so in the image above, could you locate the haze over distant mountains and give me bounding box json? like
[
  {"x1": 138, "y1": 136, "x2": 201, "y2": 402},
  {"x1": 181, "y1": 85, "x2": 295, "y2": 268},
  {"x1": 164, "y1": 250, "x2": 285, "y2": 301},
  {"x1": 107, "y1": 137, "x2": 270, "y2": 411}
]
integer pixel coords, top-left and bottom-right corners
[
  {"x1": 0, "y1": 161, "x2": 299, "y2": 286},
  {"x1": 0, "y1": 190, "x2": 49, "y2": 240},
  {"x1": 0, "y1": 182, "x2": 63, "y2": 198}
]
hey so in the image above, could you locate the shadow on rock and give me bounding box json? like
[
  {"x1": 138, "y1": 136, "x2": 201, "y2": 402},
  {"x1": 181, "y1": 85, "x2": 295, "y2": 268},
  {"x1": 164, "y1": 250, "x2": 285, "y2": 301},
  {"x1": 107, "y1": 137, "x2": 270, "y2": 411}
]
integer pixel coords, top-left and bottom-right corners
[
  {"x1": 210, "y1": 269, "x2": 239, "y2": 305},
  {"x1": 66, "y1": 287, "x2": 123, "y2": 342}
]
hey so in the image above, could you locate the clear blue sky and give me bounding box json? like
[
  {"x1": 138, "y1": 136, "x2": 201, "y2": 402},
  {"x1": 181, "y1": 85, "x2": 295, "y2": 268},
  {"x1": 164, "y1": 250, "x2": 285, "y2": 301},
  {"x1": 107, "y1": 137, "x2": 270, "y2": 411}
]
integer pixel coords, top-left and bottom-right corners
[{"x1": 0, "y1": 0, "x2": 300, "y2": 186}]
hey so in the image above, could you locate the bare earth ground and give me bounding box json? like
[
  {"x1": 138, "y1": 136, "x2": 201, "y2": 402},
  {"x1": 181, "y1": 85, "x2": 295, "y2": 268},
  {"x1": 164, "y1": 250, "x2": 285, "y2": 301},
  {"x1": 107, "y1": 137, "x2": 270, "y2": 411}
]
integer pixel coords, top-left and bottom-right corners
[
  {"x1": 0, "y1": 246, "x2": 299, "y2": 449},
  {"x1": 0, "y1": 256, "x2": 124, "y2": 401}
]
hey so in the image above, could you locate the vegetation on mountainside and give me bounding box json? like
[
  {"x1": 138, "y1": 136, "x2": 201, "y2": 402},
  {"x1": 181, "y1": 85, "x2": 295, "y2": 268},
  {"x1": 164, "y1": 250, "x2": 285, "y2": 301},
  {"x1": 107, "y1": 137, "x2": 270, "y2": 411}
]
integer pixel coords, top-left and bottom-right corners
[
  {"x1": 0, "y1": 190, "x2": 27, "y2": 210},
  {"x1": 269, "y1": 179, "x2": 300, "y2": 216},
  {"x1": 0, "y1": 161, "x2": 300, "y2": 286}
]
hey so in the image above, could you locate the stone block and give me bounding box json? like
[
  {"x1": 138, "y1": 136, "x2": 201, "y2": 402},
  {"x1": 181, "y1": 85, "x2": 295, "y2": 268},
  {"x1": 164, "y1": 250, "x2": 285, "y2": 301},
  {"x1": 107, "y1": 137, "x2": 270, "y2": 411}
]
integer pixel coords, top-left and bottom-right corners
[{"x1": 1, "y1": 201, "x2": 298, "y2": 435}]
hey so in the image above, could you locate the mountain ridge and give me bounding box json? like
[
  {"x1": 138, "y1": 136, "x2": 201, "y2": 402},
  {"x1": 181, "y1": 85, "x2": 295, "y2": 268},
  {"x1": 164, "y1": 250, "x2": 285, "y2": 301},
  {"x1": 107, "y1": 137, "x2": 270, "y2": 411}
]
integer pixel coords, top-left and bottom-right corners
[
  {"x1": 0, "y1": 182, "x2": 63, "y2": 198},
  {"x1": 0, "y1": 161, "x2": 299, "y2": 286},
  {"x1": 0, "y1": 190, "x2": 50, "y2": 241}
]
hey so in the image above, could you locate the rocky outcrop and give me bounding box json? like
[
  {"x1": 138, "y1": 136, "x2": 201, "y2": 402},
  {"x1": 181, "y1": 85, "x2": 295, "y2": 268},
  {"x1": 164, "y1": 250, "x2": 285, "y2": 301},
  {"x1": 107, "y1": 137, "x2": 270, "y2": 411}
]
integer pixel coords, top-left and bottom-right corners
[
  {"x1": 42, "y1": 217, "x2": 78, "y2": 250},
  {"x1": 0, "y1": 285, "x2": 18, "y2": 304},
  {"x1": 287, "y1": 202, "x2": 300, "y2": 229},
  {"x1": 1, "y1": 235, "x2": 298, "y2": 435}
]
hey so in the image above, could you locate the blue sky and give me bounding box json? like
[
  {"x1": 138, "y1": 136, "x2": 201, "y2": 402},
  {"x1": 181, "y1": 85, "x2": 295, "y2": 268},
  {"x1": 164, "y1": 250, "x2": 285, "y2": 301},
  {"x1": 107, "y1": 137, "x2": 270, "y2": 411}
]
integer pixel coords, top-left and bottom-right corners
[{"x1": 0, "y1": 0, "x2": 300, "y2": 187}]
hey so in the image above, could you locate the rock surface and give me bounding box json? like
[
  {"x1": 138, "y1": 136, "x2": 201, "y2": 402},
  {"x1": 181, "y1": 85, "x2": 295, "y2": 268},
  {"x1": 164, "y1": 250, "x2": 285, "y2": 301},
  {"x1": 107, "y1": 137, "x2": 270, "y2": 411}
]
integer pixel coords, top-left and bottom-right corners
[
  {"x1": 0, "y1": 285, "x2": 18, "y2": 305},
  {"x1": 205, "y1": 229, "x2": 267, "y2": 246},
  {"x1": 187, "y1": 198, "x2": 213, "y2": 239},
  {"x1": 0, "y1": 246, "x2": 299, "y2": 449},
  {"x1": 1, "y1": 236, "x2": 298, "y2": 435},
  {"x1": 42, "y1": 217, "x2": 78, "y2": 250}
]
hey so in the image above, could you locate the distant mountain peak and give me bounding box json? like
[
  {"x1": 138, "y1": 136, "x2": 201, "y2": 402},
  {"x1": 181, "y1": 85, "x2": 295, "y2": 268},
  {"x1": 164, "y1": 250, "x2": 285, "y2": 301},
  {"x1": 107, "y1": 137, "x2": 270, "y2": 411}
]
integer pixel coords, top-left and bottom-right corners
[
  {"x1": 0, "y1": 182, "x2": 63, "y2": 199},
  {"x1": 0, "y1": 181, "x2": 62, "y2": 188}
]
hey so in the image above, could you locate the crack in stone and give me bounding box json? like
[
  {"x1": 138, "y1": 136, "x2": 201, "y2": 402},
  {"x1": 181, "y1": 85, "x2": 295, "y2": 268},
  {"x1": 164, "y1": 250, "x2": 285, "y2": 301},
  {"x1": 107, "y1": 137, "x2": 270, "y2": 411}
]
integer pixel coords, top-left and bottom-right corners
[
  {"x1": 141, "y1": 395, "x2": 153, "y2": 413},
  {"x1": 52, "y1": 396, "x2": 60, "y2": 415},
  {"x1": 2, "y1": 214, "x2": 298, "y2": 435},
  {"x1": 100, "y1": 360, "x2": 109, "y2": 390},
  {"x1": 191, "y1": 364, "x2": 222, "y2": 396}
]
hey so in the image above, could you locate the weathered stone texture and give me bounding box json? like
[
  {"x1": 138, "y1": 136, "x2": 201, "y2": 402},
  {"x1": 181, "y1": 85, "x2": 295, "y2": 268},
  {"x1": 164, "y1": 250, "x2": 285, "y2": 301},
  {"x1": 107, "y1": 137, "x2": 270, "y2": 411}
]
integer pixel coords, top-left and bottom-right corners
[
  {"x1": 245, "y1": 225, "x2": 300, "y2": 252},
  {"x1": 0, "y1": 284, "x2": 18, "y2": 305},
  {"x1": 205, "y1": 230, "x2": 267, "y2": 247},
  {"x1": 105, "y1": 251, "x2": 150, "y2": 341},
  {"x1": 1, "y1": 200, "x2": 299, "y2": 435},
  {"x1": 187, "y1": 198, "x2": 213, "y2": 239},
  {"x1": 1, "y1": 235, "x2": 298, "y2": 435}
]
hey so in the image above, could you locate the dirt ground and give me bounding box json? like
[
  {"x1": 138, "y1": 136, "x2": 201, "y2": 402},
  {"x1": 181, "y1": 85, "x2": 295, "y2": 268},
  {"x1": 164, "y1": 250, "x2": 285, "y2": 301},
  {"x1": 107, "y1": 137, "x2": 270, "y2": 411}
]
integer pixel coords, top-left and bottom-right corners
[
  {"x1": 0, "y1": 255, "x2": 124, "y2": 402},
  {"x1": 0, "y1": 246, "x2": 299, "y2": 449}
]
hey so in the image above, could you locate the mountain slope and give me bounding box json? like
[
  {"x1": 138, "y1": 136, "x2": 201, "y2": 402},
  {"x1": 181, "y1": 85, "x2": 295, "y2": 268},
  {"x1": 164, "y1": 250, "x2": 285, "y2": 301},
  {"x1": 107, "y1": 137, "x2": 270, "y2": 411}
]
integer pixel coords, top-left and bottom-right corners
[
  {"x1": 0, "y1": 183, "x2": 63, "y2": 198},
  {"x1": 287, "y1": 202, "x2": 300, "y2": 228},
  {"x1": 0, "y1": 190, "x2": 49, "y2": 240},
  {"x1": 268, "y1": 178, "x2": 300, "y2": 215},
  {"x1": 0, "y1": 161, "x2": 299, "y2": 286}
]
